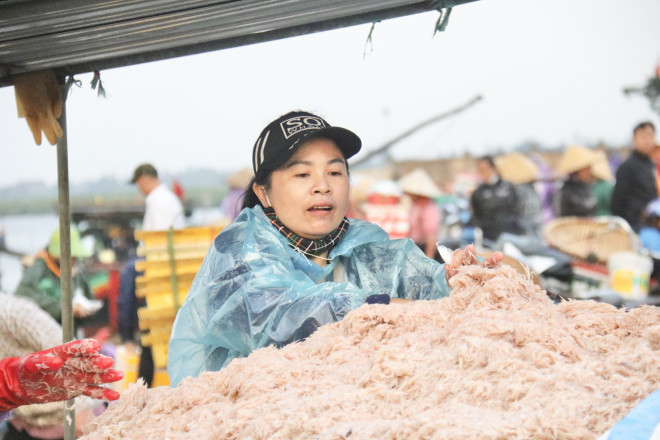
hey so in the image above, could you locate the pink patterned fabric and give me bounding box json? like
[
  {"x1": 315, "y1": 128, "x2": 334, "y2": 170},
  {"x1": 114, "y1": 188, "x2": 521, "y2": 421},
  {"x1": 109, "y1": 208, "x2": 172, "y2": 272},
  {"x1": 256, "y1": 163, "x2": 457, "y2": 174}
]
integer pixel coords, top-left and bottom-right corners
[{"x1": 408, "y1": 198, "x2": 440, "y2": 245}]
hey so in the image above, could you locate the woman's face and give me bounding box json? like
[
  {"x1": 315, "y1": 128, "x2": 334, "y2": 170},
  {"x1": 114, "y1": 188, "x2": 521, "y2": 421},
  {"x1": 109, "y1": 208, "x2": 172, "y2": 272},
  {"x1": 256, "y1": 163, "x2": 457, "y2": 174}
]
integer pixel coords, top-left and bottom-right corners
[
  {"x1": 575, "y1": 166, "x2": 594, "y2": 182},
  {"x1": 255, "y1": 137, "x2": 350, "y2": 239}
]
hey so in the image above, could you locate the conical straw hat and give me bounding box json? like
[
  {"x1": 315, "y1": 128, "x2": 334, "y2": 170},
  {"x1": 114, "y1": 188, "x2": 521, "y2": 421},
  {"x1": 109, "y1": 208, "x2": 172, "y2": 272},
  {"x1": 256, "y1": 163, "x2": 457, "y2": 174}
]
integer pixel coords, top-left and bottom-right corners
[
  {"x1": 591, "y1": 151, "x2": 614, "y2": 181},
  {"x1": 349, "y1": 174, "x2": 376, "y2": 203},
  {"x1": 555, "y1": 145, "x2": 600, "y2": 176},
  {"x1": 227, "y1": 167, "x2": 254, "y2": 189},
  {"x1": 397, "y1": 168, "x2": 442, "y2": 198},
  {"x1": 494, "y1": 152, "x2": 539, "y2": 184}
]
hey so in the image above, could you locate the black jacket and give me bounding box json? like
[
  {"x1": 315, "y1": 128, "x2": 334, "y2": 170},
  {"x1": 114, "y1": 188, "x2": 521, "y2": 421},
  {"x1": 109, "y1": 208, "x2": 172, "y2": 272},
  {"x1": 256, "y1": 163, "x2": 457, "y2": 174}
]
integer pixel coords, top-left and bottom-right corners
[
  {"x1": 611, "y1": 151, "x2": 657, "y2": 231},
  {"x1": 470, "y1": 179, "x2": 523, "y2": 241},
  {"x1": 555, "y1": 178, "x2": 597, "y2": 217}
]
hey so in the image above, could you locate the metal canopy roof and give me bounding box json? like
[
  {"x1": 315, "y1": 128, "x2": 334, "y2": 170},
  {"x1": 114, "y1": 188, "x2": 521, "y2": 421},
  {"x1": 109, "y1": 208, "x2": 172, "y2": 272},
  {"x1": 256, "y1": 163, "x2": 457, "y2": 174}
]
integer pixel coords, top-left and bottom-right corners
[{"x1": 0, "y1": 0, "x2": 476, "y2": 88}]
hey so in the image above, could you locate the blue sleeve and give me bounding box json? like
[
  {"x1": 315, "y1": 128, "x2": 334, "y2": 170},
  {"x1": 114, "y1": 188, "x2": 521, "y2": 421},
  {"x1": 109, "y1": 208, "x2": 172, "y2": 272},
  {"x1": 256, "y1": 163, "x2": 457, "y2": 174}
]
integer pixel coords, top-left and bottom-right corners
[
  {"x1": 396, "y1": 238, "x2": 449, "y2": 300},
  {"x1": 167, "y1": 241, "x2": 366, "y2": 386},
  {"x1": 346, "y1": 238, "x2": 450, "y2": 301}
]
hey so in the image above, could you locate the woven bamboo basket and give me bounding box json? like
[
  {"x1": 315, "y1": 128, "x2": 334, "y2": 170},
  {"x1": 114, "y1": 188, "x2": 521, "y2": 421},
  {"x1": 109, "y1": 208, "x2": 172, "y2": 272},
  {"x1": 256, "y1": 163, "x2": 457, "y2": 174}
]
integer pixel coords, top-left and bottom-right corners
[{"x1": 543, "y1": 216, "x2": 638, "y2": 264}]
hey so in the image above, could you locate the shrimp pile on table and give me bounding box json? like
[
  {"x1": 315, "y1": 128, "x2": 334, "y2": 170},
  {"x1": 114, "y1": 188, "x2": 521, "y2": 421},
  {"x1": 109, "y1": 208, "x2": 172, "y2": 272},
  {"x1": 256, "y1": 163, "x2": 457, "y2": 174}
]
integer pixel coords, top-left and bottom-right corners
[{"x1": 82, "y1": 265, "x2": 660, "y2": 440}]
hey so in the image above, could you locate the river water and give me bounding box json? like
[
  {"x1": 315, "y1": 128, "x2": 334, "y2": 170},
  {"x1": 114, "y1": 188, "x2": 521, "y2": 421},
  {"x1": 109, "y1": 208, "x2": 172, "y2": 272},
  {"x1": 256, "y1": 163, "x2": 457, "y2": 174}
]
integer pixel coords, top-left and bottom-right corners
[
  {"x1": 0, "y1": 207, "x2": 222, "y2": 294},
  {"x1": 0, "y1": 213, "x2": 60, "y2": 294}
]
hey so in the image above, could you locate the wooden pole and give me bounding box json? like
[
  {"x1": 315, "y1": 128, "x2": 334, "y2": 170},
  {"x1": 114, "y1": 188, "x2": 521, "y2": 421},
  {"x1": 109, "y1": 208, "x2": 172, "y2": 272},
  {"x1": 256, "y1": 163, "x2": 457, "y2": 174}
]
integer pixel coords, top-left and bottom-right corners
[{"x1": 56, "y1": 91, "x2": 76, "y2": 440}]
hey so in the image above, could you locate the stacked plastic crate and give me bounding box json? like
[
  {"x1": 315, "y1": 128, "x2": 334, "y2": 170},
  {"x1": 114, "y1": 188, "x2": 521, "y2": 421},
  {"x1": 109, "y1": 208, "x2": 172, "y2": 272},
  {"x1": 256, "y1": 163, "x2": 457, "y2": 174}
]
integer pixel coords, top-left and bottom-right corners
[{"x1": 135, "y1": 226, "x2": 222, "y2": 385}]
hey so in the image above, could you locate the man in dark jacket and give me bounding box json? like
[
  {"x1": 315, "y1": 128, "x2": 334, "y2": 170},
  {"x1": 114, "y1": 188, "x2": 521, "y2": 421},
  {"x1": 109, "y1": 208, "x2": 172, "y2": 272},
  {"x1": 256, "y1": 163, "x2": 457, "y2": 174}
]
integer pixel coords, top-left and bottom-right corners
[
  {"x1": 611, "y1": 121, "x2": 657, "y2": 231},
  {"x1": 470, "y1": 156, "x2": 523, "y2": 242}
]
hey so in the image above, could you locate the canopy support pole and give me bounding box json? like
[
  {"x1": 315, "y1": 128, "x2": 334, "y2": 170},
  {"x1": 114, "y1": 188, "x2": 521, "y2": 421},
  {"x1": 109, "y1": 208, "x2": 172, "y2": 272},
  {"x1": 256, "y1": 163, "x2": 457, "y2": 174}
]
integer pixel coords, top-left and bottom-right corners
[{"x1": 56, "y1": 92, "x2": 75, "y2": 440}]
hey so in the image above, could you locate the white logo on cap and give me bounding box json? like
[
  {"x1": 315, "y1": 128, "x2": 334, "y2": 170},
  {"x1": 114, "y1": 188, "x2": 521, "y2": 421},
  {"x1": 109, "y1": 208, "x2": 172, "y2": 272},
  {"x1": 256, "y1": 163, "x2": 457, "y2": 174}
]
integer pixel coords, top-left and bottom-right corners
[
  {"x1": 253, "y1": 130, "x2": 270, "y2": 172},
  {"x1": 280, "y1": 116, "x2": 326, "y2": 141}
]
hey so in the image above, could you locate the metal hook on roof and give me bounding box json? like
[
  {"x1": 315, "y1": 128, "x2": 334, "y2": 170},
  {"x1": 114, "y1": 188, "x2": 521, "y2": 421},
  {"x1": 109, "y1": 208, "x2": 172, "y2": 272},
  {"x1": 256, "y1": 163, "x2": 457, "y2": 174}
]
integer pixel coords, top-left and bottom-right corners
[{"x1": 430, "y1": 0, "x2": 453, "y2": 35}]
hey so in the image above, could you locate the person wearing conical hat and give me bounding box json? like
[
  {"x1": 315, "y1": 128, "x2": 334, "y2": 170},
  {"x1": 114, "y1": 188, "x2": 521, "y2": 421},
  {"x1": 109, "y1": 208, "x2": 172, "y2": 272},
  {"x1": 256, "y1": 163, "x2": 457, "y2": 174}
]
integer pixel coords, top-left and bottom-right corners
[
  {"x1": 495, "y1": 152, "x2": 543, "y2": 238},
  {"x1": 398, "y1": 169, "x2": 442, "y2": 260},
  {"x1": 611, "y1": 121, "x2": 657, "y2": 232},
  {"x1": 592, "y1": 149, "x2": 615, "y2": 216},
  {"x1": 14, "y1": 226, "x2": 96, "y2": 325},
  {"x1": 494, "y1": 152, "x2": 539, "y2": 185},
  {"x1": 470, "y1": 156, "x2": 524, "y2": 242},
  {"x1": 220, "y1": 167, "x2": 254, "y2": 222},
  {"x1": 552, "y1": 145, "x2": 600, "y2": 218}
]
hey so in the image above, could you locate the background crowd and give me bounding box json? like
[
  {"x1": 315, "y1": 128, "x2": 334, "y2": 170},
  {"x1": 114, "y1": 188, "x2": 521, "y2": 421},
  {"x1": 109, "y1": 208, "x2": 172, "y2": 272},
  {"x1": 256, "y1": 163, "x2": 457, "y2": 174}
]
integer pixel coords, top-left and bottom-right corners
[{"x1": 342, "y1": 121, "x2": 659, "y2": 261}]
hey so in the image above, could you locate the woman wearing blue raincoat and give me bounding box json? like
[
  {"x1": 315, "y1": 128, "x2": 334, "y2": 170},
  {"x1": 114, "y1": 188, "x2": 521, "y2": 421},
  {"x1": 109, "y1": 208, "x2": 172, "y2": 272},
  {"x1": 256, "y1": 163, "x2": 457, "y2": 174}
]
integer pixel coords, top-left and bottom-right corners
[{"x1": 168, "y1": 111, "x2": 502, "y2": 386}]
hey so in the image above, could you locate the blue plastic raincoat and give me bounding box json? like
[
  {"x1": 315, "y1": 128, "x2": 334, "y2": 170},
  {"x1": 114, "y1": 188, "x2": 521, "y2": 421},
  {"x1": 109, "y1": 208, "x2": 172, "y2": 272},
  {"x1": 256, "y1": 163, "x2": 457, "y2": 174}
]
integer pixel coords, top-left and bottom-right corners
[{"x1": 168, "y1": 206, "x2": 450, "y2": 386}]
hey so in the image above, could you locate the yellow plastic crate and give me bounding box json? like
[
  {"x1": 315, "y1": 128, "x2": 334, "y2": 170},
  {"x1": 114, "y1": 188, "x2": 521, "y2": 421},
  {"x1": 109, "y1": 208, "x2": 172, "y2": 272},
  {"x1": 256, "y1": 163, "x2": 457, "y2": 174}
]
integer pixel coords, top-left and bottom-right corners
[
  {"x1": 136, "y1": 290, "x2": 190, "y2": 311},
  {"x1": 141, "y1": 328, "x2": 171, "y2": 347},
  {"x1": 111, "y1": 346, "x2": 141, "y2": 393},
  {"x1": 149, "y1": 341, "x2": 169, "y2": 369},
  {"x1": 137, "y1": 244, "x2": 210, "y2": 261},
  {"x1": 135, "y1": 226, "x2": 222, "y2": 249},
  {"x1": 140, "y1": 322, "x2": 173, "y2": 344},
  {"x1": 135, "y1": 274, "x2": 196, "y2": 297},
  {"x1": 138, "y1": 307, "x2": 177, "y2": 326},
  {"x1": 135, "y1": 225, "x2": 223, "y2": 370},
  {"x1": 135, "y1": 258, "x2": 205, "y2": 278},
  {"x1": 140, "y1": 318, "x2": 174, "y2": 336},
  {"x1": 152, "y1": 368, "x2": 170, "y2": 387}
]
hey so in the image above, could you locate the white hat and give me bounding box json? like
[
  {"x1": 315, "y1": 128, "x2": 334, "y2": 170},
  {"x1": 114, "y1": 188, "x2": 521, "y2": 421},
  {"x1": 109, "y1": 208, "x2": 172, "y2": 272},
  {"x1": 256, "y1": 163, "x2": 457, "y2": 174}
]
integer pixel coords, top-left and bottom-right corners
[
  {"x1": 495, "y1": 153, "x2": 540, "y2": 184},
  {"x1": 397, "y1": 168, "x2": 442, "y2": 198},
  {"x1": 555, "y1": 145, "x2": 600, "y2": 176},
  {"x1": 367, "y1": 179, "x2": 403, "y2": 198}
]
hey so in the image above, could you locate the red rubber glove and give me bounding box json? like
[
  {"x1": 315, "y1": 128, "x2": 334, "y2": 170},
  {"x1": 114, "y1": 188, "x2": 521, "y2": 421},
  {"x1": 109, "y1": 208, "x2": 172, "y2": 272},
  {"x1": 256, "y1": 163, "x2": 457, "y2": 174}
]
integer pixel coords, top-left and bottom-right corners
[{"x1": 0, "y1": 339, "x2": 123, "y2": 412}]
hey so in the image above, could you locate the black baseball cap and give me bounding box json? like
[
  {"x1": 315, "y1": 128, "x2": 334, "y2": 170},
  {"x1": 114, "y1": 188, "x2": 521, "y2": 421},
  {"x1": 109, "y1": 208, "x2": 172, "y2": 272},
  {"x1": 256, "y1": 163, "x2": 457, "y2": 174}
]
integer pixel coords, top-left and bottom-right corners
[
  {"x1": 130, "y1": 163, "x2": 158, "y2": 183},
  {"x1": 252, "y1": 111, "x2": 361, "y2": 177}
]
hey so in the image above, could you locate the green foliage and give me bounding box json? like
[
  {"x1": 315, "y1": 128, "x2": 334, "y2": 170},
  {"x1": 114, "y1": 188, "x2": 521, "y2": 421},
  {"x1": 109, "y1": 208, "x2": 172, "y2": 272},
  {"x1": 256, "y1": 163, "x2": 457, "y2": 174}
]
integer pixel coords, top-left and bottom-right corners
[
  {"x1": 0, "y1": 186, "x2": 229, "y2": 216},
  {"x1": 0, "y1": 197, "x2": 58, "y2": 215},
  {"x1": 624, "y1": 75, "x2": 660, "y2": 116},
  {"x1": 182, "y1": 186, "x2": 228, "y2": 209},
  {"x1": 0, "y1": 167, "x2": 233, "y2": 216}
]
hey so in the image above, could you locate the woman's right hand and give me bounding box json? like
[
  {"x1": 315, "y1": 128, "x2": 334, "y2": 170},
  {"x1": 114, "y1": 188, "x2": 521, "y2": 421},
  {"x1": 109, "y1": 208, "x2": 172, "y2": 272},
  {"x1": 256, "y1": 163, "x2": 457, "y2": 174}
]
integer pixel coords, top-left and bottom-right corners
[{"x1": 444, "y1": 244, "x2": 503, "y2": 281}]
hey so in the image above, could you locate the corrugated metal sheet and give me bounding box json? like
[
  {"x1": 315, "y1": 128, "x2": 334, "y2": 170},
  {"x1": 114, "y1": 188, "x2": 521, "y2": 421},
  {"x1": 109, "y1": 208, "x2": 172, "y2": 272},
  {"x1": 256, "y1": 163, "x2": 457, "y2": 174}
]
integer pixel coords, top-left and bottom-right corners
[{"x1": 0, "y1": 0, "x2": 476, "y2": 87}]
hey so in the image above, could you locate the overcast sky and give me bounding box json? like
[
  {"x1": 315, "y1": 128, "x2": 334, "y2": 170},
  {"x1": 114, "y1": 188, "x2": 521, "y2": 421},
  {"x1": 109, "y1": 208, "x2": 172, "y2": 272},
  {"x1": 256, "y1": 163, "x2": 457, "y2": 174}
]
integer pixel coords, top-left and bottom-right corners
[{"x1": 1, "y1": 0, "x2": 659, "y2": 187}]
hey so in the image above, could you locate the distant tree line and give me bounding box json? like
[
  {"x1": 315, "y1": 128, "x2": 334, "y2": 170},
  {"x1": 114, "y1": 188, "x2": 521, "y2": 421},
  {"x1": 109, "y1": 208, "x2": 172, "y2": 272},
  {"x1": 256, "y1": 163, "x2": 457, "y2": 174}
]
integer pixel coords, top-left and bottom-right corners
[{"x1": 0, "y1": 167, "x2": 233, "y2": 216}]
